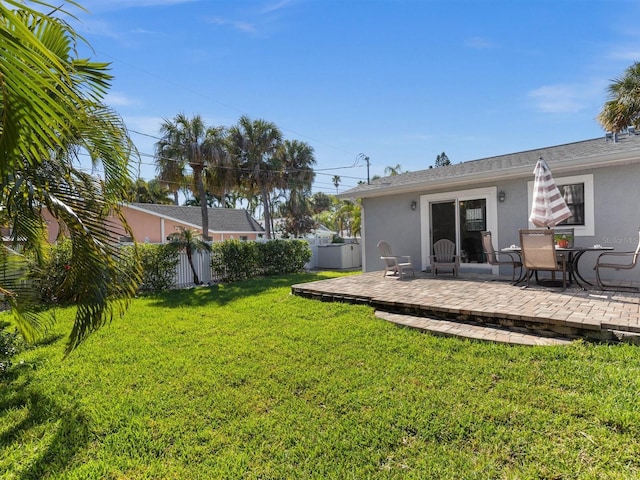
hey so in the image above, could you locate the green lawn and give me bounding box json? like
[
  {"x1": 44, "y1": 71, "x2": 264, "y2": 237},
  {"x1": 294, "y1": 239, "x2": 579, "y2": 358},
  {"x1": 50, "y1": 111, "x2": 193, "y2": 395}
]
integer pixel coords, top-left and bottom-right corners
[{"x1": 2, "y1": 271, "x2": 640, "y2": 479}]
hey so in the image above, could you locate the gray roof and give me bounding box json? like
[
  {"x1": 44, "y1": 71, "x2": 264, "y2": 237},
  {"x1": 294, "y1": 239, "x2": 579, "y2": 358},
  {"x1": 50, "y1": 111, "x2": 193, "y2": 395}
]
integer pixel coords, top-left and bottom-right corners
[
  {"x1": 127, "y1": 203, "x2": 264, "y2": 233},
  {"x1": 339, "y1": 134, "x2": 640, "y2": 199}
]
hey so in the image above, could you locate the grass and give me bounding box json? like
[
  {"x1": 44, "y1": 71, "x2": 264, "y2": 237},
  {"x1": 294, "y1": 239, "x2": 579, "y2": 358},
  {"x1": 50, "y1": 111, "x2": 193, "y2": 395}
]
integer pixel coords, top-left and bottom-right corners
[{"x1": 2, "y1": 271, "x2": 640, "y2": 479}]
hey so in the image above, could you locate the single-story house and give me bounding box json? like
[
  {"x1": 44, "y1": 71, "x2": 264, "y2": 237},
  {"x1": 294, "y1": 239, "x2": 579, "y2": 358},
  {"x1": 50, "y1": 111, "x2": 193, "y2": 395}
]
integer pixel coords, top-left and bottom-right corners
[
  {"x1": 42, "y1": 203, "x2": 264, "y2": 244},
  {"x1": 338, "y1": 133, "x2": 640, "y2": 283},
  {"x1": 120, "y1": 203, "x2": 264, "y2": 243}
]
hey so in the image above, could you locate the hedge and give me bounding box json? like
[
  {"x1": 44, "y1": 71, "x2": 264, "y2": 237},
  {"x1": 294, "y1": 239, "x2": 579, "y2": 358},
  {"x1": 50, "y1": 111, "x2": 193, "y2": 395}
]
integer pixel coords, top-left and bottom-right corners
[{"x1": 211, "y1": 239, "x2": 311, "y2": 282}]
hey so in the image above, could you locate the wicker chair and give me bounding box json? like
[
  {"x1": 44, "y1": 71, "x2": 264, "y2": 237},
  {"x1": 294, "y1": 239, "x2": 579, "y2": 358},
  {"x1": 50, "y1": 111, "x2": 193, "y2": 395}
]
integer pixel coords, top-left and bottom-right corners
[
  {"x1": 377, "y1": 241, "x2": 415, "y2": 279},
  {"x1": 519, "y1": 229, "x2": 568, "y2": 290},
  {"x1": 481, "y1": 231, "x2": 523, "y2": 283},
  {"x1": 430, "y1": 239, "x2": 460, "y2": 277},
  {"x1": 594, "y1": 227, "x2": 640, "y2": 290}
]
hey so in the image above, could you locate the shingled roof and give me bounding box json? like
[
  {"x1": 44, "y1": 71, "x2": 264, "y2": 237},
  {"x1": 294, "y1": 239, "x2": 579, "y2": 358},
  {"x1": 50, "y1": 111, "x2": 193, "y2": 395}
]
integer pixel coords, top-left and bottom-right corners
[
  {"x1": 339, "y1": 134, "x2": 640, "y2": 199},
  {"x1": 127, "y1": 203, "x2": 264, "y2": 233}
]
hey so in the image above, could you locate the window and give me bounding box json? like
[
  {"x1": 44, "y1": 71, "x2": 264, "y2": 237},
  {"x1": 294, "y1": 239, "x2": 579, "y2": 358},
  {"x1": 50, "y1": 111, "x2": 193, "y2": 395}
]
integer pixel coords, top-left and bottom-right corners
[
  {"x1": 240, "y1": 236, "x2": 248, "y2": 241},
  {"x1": 557, "y1": 183, "x2": 584, "y2": 226},
  {"x1": 528, "y1": 173, "x2": 594, "y2": 236}
]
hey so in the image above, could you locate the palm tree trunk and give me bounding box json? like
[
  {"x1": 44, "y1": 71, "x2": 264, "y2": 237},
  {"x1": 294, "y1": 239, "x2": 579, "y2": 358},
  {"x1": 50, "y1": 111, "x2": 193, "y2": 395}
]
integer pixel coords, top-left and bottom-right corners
[
  {"x1": 261, "y1": 185, "x2": 272, "y2": 239},
  {"x1": 186, "y1": 249, "x2": 200, "y2": 285},
  {"x1": 194, "y1": 166, "x2": 209, "y2": 240}
]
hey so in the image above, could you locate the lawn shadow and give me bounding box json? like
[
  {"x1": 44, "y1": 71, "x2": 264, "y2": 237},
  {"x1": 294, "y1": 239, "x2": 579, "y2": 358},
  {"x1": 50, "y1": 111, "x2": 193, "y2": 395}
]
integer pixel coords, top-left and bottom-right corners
[
  {"x1": 146, "y1": 271, "x2": 345, "y2": 309},
  {"x1": 0, "y1": 362, "x2": 90, "y2": 479}
]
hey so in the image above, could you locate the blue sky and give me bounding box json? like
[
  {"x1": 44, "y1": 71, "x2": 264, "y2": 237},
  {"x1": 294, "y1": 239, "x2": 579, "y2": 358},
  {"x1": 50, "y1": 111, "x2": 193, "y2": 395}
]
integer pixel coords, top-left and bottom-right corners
[{"x1": 68, "y1": 0, "x2": 640, "y2": 194}]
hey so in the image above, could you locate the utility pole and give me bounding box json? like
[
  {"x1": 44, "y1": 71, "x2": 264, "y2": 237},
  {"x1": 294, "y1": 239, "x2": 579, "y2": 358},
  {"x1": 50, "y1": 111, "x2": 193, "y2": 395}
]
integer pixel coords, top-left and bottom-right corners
[{"x1": 356, "y1": 153, "x2": 370, "y2": 184}]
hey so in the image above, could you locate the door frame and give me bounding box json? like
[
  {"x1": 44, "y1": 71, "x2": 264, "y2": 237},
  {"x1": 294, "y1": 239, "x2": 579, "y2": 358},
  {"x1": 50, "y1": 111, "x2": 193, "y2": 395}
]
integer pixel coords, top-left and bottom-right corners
[{"x1": 420, "y1": 186, "x2": 499, "y2": 272}]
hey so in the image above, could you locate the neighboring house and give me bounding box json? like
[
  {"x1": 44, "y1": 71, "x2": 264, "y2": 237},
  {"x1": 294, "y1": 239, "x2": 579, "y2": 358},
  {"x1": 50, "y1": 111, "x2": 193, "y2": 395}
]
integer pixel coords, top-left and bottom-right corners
[
  {"x1": 119, "y1": 203, "x2": 264, "y2": 243},
  {"x1": 338, "y1": 133, "x2": 640, "y2": 282},
  {"x1": 41, "y1": 203, "x2": 264, "y2": 244},
  {"x1": 269, "y1": 217, "x2": 336, "y2": 242}
]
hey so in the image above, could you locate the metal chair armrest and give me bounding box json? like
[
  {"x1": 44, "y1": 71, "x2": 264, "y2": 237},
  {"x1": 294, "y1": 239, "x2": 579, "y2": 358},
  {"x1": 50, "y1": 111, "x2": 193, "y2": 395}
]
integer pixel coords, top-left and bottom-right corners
[
  {"x1": 494, "y1": 251, "x2": 520, "y2": 263},
  {"x1": 597, "y1": 251, "x2": 636, "y2": 258}
]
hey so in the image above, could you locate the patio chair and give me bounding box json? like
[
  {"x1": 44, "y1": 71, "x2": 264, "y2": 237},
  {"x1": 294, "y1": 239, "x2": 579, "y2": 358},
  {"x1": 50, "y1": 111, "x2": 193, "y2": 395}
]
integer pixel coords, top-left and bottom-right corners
[
  {"x1": 377, "y1": 240, "x2": 415, "y2": 279},
  {"x1": 430, "y1": 239, "x2": 460, "y2": 277},
  {"x1": 519, "y1": 229, "x2": 568, "y2": 290},
  {"x1": 481, "y1": 231, "x2": 523, "y2": 283},
  {"x1": 594, "y1": 227, "x2": 640, "y2": 290}
]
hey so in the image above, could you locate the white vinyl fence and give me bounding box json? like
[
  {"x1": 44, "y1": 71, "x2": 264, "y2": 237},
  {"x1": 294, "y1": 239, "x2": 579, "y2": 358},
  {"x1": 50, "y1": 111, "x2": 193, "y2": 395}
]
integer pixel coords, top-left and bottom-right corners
[
  {"x1": 172, "y1": 238, "x2": 329, "y2": 288},
  {"x1": 170, "y1": 238, "x2": 362, "y2": 288},
  {"x1": 174, "y1": 250, "x2": 215, "y2": 288}
]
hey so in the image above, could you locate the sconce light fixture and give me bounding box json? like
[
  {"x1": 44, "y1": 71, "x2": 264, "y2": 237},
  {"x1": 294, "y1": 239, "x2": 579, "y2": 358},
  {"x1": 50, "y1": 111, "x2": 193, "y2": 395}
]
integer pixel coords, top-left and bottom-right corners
[
  {"x1": 410, "y1": 200, "x2": 417, "y2": 210},
  {"x1": 498, "y1": 191, "x2": 506, "y2": 203}
]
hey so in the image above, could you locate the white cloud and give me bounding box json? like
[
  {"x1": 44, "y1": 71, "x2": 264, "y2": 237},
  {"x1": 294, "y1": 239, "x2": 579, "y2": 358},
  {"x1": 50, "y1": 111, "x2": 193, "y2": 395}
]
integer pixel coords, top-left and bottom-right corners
[
  {"x1": 464, "y1": 36, "x2": 496, "y2": 50},
  {"x1": 82, "y1": 0, "x2": 198, "y2": 13},
  {"x1": 105, "y1": 92, "x2": 137, "y2": 107},
  {"x1": 527, "y1": 81, "x2": 607, "y2": 114},
  {"x1": 607, "y1": 48, "x2": 640, "y2": 62},
  {"x1": 207, "y1": 17, "x2": 257, "y2": 34},
  {"x1": 261, "y1": 0, "x2": 297, "y2": 14},
  {"x1": 401, "y1": 133, "x2": 432, "y2": 142},
  {"x1": 75, "y1": 18, "x2": 123, "y2": 40}
]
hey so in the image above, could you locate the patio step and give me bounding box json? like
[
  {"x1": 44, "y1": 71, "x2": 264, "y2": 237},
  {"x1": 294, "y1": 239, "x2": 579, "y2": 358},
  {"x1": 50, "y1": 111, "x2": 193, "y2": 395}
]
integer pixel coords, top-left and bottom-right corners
[{"x1": 375, "y1": 311, "x2": 575, "y2": 346}]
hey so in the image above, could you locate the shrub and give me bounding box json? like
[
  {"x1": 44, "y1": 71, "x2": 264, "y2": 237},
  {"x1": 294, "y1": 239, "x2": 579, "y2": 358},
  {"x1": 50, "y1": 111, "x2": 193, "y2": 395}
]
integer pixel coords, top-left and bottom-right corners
[
  {"x1": 257, "y1": 239, "x2": 312, "y2": 276},
  {"x1": 211, "y1": 239, "x2": 311, "y2": 282},
  {"x1": 211, "y1": 240, "x2": 259, "y2": 282},
  {"x1": 29, "y1": 239, "x2": 73, "y2": 305},
  {"x1": 122, "y1": 243, "x2": 179, "y2": 293},
  {"x1": 0, "y1": 324, "x2": 27, "y2": 379}
]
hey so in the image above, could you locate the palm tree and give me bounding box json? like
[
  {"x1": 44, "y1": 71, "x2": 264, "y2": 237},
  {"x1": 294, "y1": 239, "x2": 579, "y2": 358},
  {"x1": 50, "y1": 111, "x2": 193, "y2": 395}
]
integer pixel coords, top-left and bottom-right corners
[
  {"x1": 384, "y1": 164, "x2": 403, "y2": 176},
  {"x1": 598, "y1": 62, "x2": 640, "y2": 133},
  {"x1": 203, "y1": 126, "x2": 237, "y2": 208},
  {"x1": 155, "y1": 114, "x2": 218, "y2": 239},
  {"x1": 167, "y1": 227, "x2": 211, "y2": 285},
  {"x1": 147, "y1": 178, "x2": 175, "y2": 204},
  {"x1": 228, "y1": 116, "x2": 283, "y2": 239},
  {"x1": 0, "y1": 1, "x2": 140, "y2": 354},
  {"x1": 126, "y1": 178, "x2": 174, "y2": 204},
  {"x1": 278, "y1": 139, "x2": 316, "y2": 236},
  {"x1": 332, "y1": 175, "x2": 341, "y2": 194}
]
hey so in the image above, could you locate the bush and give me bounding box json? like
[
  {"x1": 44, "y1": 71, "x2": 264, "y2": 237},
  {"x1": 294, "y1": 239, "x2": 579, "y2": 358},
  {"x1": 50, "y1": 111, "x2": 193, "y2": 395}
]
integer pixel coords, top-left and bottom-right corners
[
  {"x1": 122, "y1": 243, "x2": 179, "y2": 293},
  {"x1": 211, "y1": 239, "x2": 311, "y2": 282},
  {"x1": 257, "y1": 239, "x2": 312, "y2": 276},
  {"x1": 0, "y1": 324, "x2": 27, "y2": 379},
  {"x1": 211, "y1": 240, "x2": 259, "y2": 282},
  {"x1": 29, "y1": 239, "x2": 73, "y2": 305}
]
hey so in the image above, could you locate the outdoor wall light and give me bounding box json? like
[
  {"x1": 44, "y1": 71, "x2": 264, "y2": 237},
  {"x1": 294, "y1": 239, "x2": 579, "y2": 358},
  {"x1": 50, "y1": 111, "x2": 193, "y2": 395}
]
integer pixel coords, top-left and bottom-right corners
[
  {"x1": 410, "y1": 200, "x2": 417, "y2": 210},
  {"x1": 498, "y1": 191, "x2": 506, "y2": 203}
]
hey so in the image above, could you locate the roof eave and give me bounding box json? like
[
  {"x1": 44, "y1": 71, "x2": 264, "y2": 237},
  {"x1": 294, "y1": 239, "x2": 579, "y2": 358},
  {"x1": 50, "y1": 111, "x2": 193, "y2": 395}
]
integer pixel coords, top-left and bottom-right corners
[{"x1": 338, "y1": 150, "x2": 640, "y2": 200}]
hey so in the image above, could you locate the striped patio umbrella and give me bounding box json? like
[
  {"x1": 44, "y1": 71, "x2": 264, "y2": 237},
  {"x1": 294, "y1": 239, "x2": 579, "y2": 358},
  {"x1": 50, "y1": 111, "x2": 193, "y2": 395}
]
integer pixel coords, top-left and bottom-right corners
[{"x1": 529, "y1": 157, "x2": 572, "y2": 227}]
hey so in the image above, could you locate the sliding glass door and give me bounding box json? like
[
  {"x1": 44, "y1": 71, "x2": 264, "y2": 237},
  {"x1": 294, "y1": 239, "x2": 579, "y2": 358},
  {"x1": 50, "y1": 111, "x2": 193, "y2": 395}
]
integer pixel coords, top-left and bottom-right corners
[{"x1": 421, "y1": 188, "x2": 497, "y2": 270}]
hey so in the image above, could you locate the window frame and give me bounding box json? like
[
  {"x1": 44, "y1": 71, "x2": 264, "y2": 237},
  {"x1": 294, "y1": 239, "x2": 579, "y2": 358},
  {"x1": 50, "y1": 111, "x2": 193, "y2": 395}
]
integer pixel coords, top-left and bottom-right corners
[{"x1": 527, "y1": 173, "x2": 594, "y2": 236}]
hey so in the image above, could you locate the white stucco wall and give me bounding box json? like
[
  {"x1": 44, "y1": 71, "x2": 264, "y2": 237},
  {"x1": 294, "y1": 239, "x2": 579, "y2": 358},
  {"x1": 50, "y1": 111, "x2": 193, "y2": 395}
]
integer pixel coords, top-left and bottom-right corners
[{"x1": 361, "y1": 162, "x2": 640, "y2": 284}]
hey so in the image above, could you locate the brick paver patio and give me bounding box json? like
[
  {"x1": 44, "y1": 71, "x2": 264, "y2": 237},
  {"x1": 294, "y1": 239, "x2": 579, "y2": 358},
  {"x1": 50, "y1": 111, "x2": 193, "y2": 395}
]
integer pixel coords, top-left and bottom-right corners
[{"x1": 292, "y1": 272, "x2": 640, "y2": 344}]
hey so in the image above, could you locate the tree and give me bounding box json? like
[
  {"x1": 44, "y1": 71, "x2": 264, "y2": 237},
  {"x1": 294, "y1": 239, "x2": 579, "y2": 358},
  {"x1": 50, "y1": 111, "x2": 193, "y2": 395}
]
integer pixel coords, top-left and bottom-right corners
[
  {"x1": 311, "y1": 192, "x2": 332, "y2": 214},
  {"x1": 384, "y1": 164, "x2": 403, "y2": 176},
  {"x1": 0, "y1": 1, "x2": 140, "y2": 354},
  {"x1": 203, "y1": 126, "x2": 237, "y2": 208},
  {"x1": 598, "y1": 62, "x2": 640, "y2": 133},
  {"x1": 228, "y1": 116, "x2": 283, "y2": 239},
  {"x1": 126, "y1": 178, "x2": 173, "y2": 204},
  {"x1": 278, "y1": 139, "x2": 316, "y2": 237},
  {"x1": 167, "y1": 227, "x2": 211, "y2": 285},
  {"x1": 332, "y1": 175, "x2": 341, "y2": 194},
  {"x1": 435, "y1": 152, "x2": 451, "y2": 167},
  {"x1": 156, "y1": 114, "x2": 220, "y2": 239}
]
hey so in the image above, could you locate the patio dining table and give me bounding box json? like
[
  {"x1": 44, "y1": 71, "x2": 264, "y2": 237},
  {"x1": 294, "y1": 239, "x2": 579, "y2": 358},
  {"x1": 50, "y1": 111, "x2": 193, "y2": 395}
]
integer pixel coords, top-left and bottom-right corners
[{"x1": 501, "y1": 245, "x2": 614, "y2": 289}]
